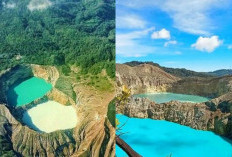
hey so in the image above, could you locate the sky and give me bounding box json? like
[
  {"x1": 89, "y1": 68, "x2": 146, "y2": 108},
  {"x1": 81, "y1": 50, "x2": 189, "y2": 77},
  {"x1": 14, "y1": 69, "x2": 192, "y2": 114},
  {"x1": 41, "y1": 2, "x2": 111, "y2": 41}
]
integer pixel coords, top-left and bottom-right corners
[{"x1": 116, "y1": 0, "x2": 232, "y2": 72}]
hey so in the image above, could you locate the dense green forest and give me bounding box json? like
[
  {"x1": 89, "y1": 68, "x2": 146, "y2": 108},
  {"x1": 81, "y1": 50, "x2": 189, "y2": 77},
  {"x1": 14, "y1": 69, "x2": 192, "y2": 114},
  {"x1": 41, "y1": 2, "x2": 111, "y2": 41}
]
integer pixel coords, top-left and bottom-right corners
[{"x1": 0, "y1": 0, "x2": 115, "y2": 78}]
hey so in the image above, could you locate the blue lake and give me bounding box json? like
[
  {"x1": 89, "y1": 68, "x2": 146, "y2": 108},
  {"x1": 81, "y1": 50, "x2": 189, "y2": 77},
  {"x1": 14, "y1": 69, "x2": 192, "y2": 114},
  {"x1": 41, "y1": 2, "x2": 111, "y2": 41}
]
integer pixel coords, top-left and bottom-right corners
[
  {"x1": 135, "y1": 92, "x2": 210, "y2": 103},
  {"x1": 116, "y1": 114, "x2": 232, "y2": 157},
  {"x1": 7, "y1": 77, "x2": 52, "y2": 106}
]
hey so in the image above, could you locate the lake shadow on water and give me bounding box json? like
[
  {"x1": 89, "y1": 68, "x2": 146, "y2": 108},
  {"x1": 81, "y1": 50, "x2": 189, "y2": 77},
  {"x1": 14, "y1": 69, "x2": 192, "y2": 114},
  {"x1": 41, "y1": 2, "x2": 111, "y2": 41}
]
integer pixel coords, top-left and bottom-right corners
[
  {"x1": 22, "y1": 112, "x2": 43, "y2": 133},
  {"x1": 7, "y1": 86, "x2": 19, "y2": 107},
  {"x1": 6, "y1": 77, "x2": 32, "y2": 107},
  {"x1": 6, "y1": 77, "x2": 52, "y2": 107},
  {"x1": 219, "y1": 135, "x2": 232, "y2": 146}
]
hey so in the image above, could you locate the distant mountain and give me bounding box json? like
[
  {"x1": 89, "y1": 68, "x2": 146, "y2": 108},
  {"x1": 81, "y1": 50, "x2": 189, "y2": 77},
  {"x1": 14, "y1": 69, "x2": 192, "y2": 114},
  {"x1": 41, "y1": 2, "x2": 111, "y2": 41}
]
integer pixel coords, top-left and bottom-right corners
[
  {"x1": 124, "y1": 61, "x2": 160, "y2": 67},
  {"x1": 124, "y1": 61, "x2": 212, "y2": 78},
  {"x1": 208, "y1": 69, "x2": 232, "y2": 77}
]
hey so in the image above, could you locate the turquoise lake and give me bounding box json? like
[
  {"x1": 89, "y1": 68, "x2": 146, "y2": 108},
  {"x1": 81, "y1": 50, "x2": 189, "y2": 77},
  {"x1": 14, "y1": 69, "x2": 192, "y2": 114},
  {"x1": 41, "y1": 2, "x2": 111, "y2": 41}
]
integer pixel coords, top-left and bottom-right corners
[
  {"x1": 7, "y1": 77, "x2": 52, "y2": 106},
  {"x1": 135, "y1": 92, "x2": 210, "y2": 103},
  {"x1": 116, "y1": 114, "x2": 232, "y2": 157}
]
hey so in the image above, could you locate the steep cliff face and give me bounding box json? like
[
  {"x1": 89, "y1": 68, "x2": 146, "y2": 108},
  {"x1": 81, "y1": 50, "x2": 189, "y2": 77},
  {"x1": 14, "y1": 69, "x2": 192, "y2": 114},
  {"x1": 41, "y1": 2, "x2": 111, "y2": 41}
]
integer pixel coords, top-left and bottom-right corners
[
  {"x1": 0, "y1": 65, "x2": 33, "y2": 103},
  {"x1": 47, "y1": 88, "x2": 76, "y2": 106},
  {"x1": 0, "y1": 65, "x2": 115, "y2": 157},
  {"x1": 116, "y1": 64, "x2": 179, "y2": 94},
  {"x1": 31, "y1": 64, "x2": 59, "y2": 86},
  {"x1": 116, "y1": 63, "x2": 232, "y2": 98},
  {"x1": 117, "y1": 96, "x2": 232, "y2": 139},
  {"x1": 169, "y1": 76, "x2": 232, "y2": 98}
]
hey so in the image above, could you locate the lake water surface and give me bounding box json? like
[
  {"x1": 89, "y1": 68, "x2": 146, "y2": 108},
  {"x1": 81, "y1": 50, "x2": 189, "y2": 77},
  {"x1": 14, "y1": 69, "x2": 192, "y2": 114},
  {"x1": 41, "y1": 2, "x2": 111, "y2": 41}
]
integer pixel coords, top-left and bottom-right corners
[
  {"x1": 116, "y1": 114, "x2": 232, "y2": 157},
  {"x1": 22, "y1": 100, "x2": 77, "y2": 133},
  {"x1": 7, "y1": 76, "x2": 77, "y2": 133},
  {"x1": 7, "y1": 77, "x2": 52, "y2": 106},
  {"x1": 135, "y1": 92, "x2": 210, "y2": 103}
]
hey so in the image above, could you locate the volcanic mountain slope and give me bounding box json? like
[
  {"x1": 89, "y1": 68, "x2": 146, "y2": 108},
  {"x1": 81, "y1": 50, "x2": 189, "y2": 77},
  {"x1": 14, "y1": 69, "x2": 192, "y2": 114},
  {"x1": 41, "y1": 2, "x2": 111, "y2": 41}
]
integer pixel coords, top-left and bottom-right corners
[
  {"x1": 116, "y1": 63, "x2": 179, "y2": 94},
  {"x1": 116, "y1": 63, "x2": 232, "y2": 97},
  {"x1": 124, "y1": 61, "x2": 212, "y2": 78}
]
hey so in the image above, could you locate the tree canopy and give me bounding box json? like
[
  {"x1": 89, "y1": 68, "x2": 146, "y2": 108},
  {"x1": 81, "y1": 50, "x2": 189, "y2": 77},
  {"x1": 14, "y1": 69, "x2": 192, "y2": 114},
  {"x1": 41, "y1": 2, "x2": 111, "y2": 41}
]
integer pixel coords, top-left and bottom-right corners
[{"x1": 0, "y1": 0, "x2": 115, "y2": 78}]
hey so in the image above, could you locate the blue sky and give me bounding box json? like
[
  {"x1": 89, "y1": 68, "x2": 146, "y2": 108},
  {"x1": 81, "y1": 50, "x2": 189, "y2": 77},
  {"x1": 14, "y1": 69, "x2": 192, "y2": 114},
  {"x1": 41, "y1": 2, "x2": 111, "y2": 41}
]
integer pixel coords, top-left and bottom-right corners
[{"x1": 116, "y1": 0, "x2": 232, "y2": 72}]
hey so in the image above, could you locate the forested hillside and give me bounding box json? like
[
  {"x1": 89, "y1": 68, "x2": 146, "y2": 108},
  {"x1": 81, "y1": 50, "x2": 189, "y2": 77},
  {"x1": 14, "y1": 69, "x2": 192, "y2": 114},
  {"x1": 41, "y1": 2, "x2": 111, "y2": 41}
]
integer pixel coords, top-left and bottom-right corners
[
  {"x1": 208, "y1": 69, "x2": 232, "y2": 77},
  {"x1": 0, "y1": 0, "x2": 115, "y2": 78}
]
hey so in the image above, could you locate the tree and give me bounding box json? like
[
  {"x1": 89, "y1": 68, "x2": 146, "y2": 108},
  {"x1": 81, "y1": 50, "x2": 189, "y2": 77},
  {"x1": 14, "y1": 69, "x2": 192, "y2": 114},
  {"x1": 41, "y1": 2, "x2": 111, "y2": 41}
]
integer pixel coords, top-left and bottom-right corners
[
  {"x1": 53, "y1": 53, "x2": 65, "y2": 65},
  {"x1": 62, "y1": 65, "x2": 71, "y2": 76}
]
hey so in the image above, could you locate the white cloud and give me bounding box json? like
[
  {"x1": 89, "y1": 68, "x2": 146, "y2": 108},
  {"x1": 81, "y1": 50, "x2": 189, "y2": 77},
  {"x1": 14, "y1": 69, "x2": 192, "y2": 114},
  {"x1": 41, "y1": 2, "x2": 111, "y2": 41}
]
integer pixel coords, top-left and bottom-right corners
[
  {"x1": 116, "y1": 27, "x2": 156, "y2": 57},
  {"x1": 228, "y1": 45, "x2": 232, "y2": 49},
  {"x1": 164, "y1": 40, "x2": 177, "y2": 47},
  {"x1": 191, "y1": 36, "x2": 223, "y2": 52},
  {"x1": 2, "y1": 2, "x2": 16, "y2": 8},
  {"x1": 151, "y1": 28, "x2": 170, "y2": 40},
  {"x1": 117, "y1": 14, "x2": 146, "y2": 29},
  {"x1": 117, "y1": 0, "x2": 229, "y2": 35},
  {"x1": 27, "y1": 0, "x2": 52, "y2": 11}
]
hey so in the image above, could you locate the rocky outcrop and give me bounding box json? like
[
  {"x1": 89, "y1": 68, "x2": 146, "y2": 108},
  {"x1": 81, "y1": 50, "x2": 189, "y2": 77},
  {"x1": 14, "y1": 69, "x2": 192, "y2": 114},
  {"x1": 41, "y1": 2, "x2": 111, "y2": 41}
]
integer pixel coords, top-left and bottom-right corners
[
  {"x1": 31, "y1": 64, "x2": 59, "y2": 86},
  {"x1": 169, "y1": 76, "x2": 232, "y2": 98},
  {"x1": 117, "y1": 95, "x2": 232, "y2": 140},
  {"x1": 47, "y1": 88, "x2": 75, "y2": 106},
  {"x1": 116, "y1": 64, "x2": 179, "y2": 94}
]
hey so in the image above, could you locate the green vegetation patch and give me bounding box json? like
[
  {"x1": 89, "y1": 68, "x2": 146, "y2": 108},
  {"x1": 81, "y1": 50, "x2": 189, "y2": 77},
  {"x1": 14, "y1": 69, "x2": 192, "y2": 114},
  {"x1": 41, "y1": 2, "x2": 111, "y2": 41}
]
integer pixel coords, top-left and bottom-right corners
[
  {"x1": 0, "y1": 135, "x2": 16, "y2": 156},
  {"x1": 107, "y1": 100, "x2": 115, "y2": 127},
  {"x1": 86, "y1": 75, "x2": 113, "y2": 91},
  {"x1": 55, "y1": 77, "x2": 76, "y2": 100}
]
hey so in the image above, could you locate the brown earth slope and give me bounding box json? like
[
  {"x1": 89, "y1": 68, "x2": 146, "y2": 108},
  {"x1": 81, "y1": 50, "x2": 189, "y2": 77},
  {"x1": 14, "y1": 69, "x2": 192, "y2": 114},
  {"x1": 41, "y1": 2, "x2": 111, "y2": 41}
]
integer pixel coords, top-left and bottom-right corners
[{"x1": 116, "y1": 63, "x2": 179, "y2": 94}]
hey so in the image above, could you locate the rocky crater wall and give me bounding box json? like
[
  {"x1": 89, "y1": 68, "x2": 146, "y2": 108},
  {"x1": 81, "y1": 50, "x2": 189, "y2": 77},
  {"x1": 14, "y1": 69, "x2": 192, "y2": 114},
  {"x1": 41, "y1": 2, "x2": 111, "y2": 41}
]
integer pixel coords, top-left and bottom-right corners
[
  {"x1": 0, "y1": 65, "x2": 33, "y2": 103},
  {"x1": 116, "y1": 63, "x2": 232, "y2": 98},
  {"x1": 117, "y1": 95, "x2": 232, "y2": 140},
  {"x1": 0, "y1": 65, "x2": 115, "y2": 156},
  {"x1": 168, "y1": 76, "x2": 232, "y2": 98},
  {"x1": 0, "y1": 64, "x2": 75, "y2": 107},
  {"x1": 116, "y1": 64, "x2": 179, "y2": 94}
]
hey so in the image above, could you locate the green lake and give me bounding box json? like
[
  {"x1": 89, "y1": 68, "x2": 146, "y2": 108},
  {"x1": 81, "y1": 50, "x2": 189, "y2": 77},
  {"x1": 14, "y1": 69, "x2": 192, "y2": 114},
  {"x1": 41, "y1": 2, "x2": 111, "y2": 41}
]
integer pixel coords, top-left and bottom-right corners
[
  {"x1": 135, "y1": 92, "x2": 210, "y2": 103},
  {"x1": 7, "y1": 77, "x2": 52, "y2": 106}
]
